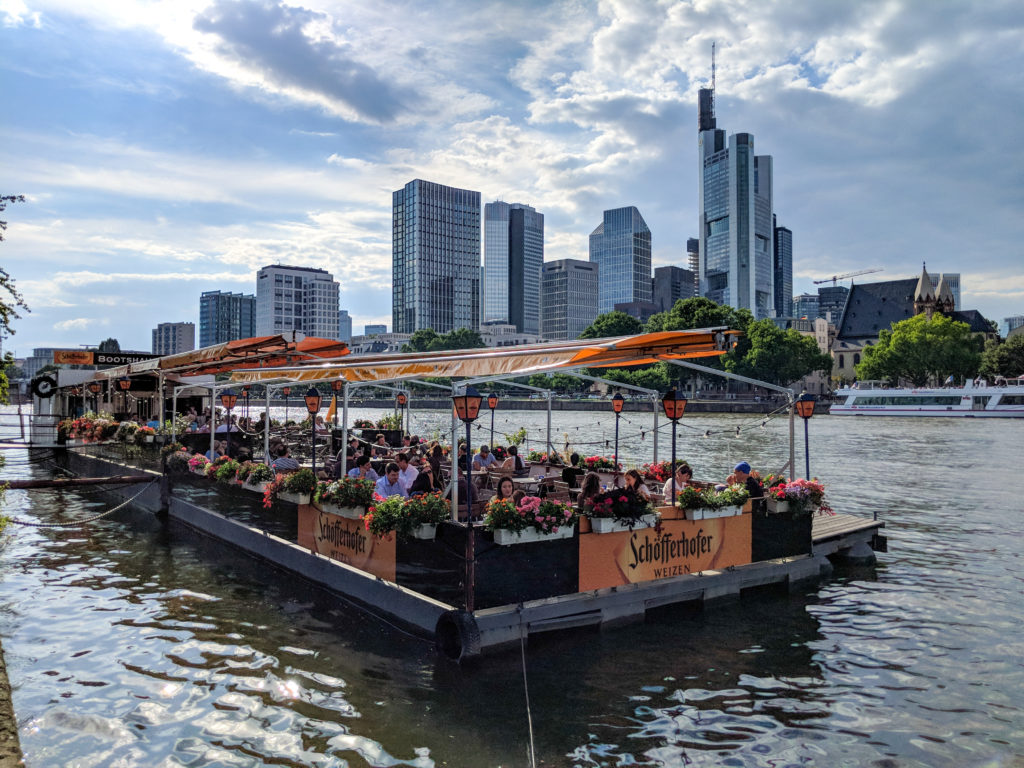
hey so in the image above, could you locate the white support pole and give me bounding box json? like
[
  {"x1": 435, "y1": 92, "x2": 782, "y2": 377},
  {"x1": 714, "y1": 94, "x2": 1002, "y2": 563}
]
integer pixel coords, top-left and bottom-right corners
[
  {"x1": 652, "y1": 396, "x2": 659, "y2": 465},
  {"x1": 546, "y1": 391, "x2": 553, "y2": 455},
  {"x1": 171, "y1": 390, "x2": 178, "y2": 443},
  {"x1": 341, "y1": 382, "x2": 350, "y2": 477},
  {"x1": 210, "y1": 386, "x2": 216, "y2": 459},
  {"x1": 264, "y1": 386, "x2": 271, "y2": 463},
  {"x1": 450, "y1": 383, "x2": 459, "y2": 522},
  {"x1": 789, "y1": 403, "x2": 796, "y2": 480}
]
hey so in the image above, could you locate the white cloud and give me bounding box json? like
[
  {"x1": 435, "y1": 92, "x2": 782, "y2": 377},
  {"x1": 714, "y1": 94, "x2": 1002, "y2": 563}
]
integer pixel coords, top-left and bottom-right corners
[
  {"x1": 54, "y1": 317, "x2": 106, "y2": 331},
  {"x1": 1, "y1": 0, "x2": 40, "y2": 27}
]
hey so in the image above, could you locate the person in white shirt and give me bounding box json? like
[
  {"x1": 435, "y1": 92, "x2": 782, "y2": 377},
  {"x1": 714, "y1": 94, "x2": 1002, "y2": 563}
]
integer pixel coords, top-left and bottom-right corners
[
  {"x1": 374, "y1": 463, "x2": 408, "y2": 498},
  {"x1": 395, "y1": 452, "x2": 418, "y2": 491}
]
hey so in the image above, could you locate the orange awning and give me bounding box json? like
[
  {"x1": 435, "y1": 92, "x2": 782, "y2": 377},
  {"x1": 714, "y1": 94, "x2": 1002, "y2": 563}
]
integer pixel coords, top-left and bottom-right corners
[{"x1": 227, "y1": 329, "x2": 739, "y2": 385}]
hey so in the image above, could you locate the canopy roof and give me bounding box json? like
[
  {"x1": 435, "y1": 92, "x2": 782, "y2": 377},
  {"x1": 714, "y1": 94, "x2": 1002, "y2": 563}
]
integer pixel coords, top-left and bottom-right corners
[
  {"x1": 95, "y1": 335, "x2": 350, "y2": 379},
  {"x1": 228, "y1": 328, "x2": 739, "y2": 385}
]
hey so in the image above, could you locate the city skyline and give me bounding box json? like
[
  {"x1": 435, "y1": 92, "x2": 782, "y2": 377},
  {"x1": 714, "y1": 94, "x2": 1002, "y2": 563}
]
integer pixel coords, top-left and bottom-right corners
[{"x1": 2, "y1": 1, "x2": 1022, "y2": 353}]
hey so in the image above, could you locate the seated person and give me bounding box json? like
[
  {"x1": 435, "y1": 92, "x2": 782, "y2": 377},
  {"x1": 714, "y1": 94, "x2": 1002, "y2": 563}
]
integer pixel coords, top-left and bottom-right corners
[
  {"x1": 623, "y1": 468, "x2": 651, "y2": 500},
  {"x1": 576, "y1": 471, "x2": 602, "y2": 512},
  {"x1": 662, "y1": 462, "x2": 694, "y2": 503},
  {"x1": 510, "y1": 489, "x2": 526, "y2": 506},
  {"x1": 409, "y1": 462, "x2": 442, "y2": 495},
  {"x1": 271, "y1": 445, "x2": 300, "y2": 472},
  {"x1": 729, "y1": 461, "x2": 764, "y2": 505},
  {"x1": 472, "y1": 444, "x2": 498, "y2": 471},
  {"x1": 500, "y1": 445, "x2": 528, "y2": 476},
  {"x1": 372, "y1": 433, "x2": 390, "y2": 457},
  {"x1": 395, "y1": 452, "x2": 418, "y2": 491},
  {"x1": 347, "y1": 453, "x2": 379, "y2": 482},
  {"x1": 374, "y1": 462, "x2": 408, "y2": 498},
  {"x1": 493, "y1": 476, "x2": 516, "y2": 501},
  {"x1": 205, "y1": 440, "x2": 225, "y2": 461}
]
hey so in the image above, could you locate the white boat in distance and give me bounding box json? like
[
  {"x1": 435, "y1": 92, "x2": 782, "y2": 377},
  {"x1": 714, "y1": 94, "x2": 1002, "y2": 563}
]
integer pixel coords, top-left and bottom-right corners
[{"x1": 832, "y1": 377, "x2": 1024, "y2": 418}]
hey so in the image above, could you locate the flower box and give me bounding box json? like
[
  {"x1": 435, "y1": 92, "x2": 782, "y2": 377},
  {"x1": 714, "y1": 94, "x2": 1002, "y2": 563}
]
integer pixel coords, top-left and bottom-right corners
[
  {"x1": 590, "y1": 513, "x2": 659, "y2": 534},
  {"x1": 191, "y1": 466, "x2": 209, "y2": 476},
  {"x1": 244, "y1": 480, "x2": 271, "y2": 494},
  {"x1": 684, "y1": 505, "x2": 743, "y2": 521},
  {"x1": 319, "y1": 502, "x2": 364, "y2": 519},
  {"x1": 143, "y1": 435, "x2": 154, "y2": 444},
  {"x1": 278, "y1": 491, "x2": 311, "y2": 506},
  {"x1": 493, "y1": 525, "x2": 575, "y2": 546},
  {"x1": 412, "y1": 523, "x2": 436, "y2": 540},
  {"x1": 766, "y1": 498, "x2": 789, "y2": 514}
]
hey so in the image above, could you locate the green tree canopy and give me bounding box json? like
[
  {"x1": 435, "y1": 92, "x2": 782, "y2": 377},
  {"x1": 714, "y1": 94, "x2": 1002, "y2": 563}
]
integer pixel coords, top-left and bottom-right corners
[
  {"x1": 979, "y1": 335, "x2": 1024, "y2": 379},
  {"x1": 726, "y1": 319, "x2": 833, "y2": 385},
  {"x1": 579, "y1": 311, "x2": 643, "y2": 339},
  {"x1": 98, "y1": 337, "x2": 121, "y2": 353},
  {"x1": 645, "y1": 296, "x2": 753, "y2": 335},
  {"x1": 402, "y1": 328, "x2": 440, "y2": 353},
  {"x1": 856, "y1": 313, "x2": 982, "y2": 387},
  {"x1": 400, "y1": 327, "x2": 484, "y2": 353},
  {"x1": 1, "y1": 195, "x2": 29, "y2": 342}
]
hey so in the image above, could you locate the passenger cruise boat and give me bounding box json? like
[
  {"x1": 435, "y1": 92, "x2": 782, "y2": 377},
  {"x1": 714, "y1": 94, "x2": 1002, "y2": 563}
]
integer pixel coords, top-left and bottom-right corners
[{"x1": 831, "y1": 378, "x2": 1024, "y2": 418}]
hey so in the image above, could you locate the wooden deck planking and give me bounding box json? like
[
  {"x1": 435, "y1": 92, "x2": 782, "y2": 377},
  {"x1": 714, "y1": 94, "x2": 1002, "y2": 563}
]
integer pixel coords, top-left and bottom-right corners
[{"x1": 813, "y1": 512, "x2": 883, "y2": 542}]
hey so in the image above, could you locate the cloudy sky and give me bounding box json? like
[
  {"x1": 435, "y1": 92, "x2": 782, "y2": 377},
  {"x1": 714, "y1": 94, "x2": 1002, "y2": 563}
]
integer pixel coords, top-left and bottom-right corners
[{"x1": 2, "y1": 0, "x2": 1023, "y2": 354}]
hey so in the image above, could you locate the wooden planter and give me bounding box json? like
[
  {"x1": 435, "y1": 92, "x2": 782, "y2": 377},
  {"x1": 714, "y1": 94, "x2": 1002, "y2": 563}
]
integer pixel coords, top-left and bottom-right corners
[{"x1": 657, "y1": 504, "x2": 683, "y2": 520}]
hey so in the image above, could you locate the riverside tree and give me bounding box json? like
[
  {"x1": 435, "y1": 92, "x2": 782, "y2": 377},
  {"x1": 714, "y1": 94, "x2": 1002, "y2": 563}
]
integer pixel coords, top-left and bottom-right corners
[
  {"x1": 578, "y1": 311, "x2": 643, "y2": 339},
  {"x1": 856, "y1": 313, "x2": 982, "y2": 386},
  {"x1": 727, "y1": 319, "x2": 833, "y2": 386},
  {"x1": 979, "y1": 335, "x2": 1024, "y2": 379}
]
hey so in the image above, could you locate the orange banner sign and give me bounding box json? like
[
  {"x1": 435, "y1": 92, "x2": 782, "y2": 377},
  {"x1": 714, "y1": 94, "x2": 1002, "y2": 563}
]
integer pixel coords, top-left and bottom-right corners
[
  {"x1": 53, "y1": 350, "x2": 95, "y2": 365},
  {"x1": 579, "y1": 516, "x2": 752, "y2": 591},
  {"x1": 297, "y1": 506, "x2": 396, "y2": 581}
]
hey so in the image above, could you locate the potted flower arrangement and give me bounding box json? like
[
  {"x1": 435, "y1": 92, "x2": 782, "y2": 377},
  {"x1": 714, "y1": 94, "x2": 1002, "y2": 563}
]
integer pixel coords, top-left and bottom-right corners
[
  {"x1": 641, "y1": 460, "x2": 673, "y2": 484},
  {"x1": 160, "y1": 442, "x2": 185, "y2": 458},
  {"x1": 214, "y1": 458, "x2": 241, "y2": 484},
  {"x1": 585, "y1": 487, "x2": 657, "y2": 533},
  {"x1": 114, "y1": 421, "x2": 140, "y2": 444},
  {"x1": 580, "y1": 455, "x2": 620, "y2": 472},
  {"x1": 138, "y1": 425, "x2": 156, "y2": 443},
  {"x1": 766, "y1": 478, "x2": 830, "y2": 516},
  {"x1": 315, "y1": 477, "x2": 376, "y2": 519},
  {"x1": 484, "y1": 494, "x2": 577, "y2": 545},
  {"x1": 205, "y1": 454, "x2": 233, "y2": 480},
  {"x1": 164, "y1": 449, "x2": 191, "y2": 475},
  {"x1": 279, "y1": 468, "x2": 316, "y2": 505},
  {"x1": 676, "y1": 484, "x2": 750, "y2": 520},
  {"x1": 363, "y1": 492, "x2": 450, "y2": 541},
  {"x1": 352, "y1": 418, "x2": 374, "y2": 429},
  {"x1": 243, "y1": 462, "x2": 275, "y2": 493},
  {"x1": 188, "y1": 453, "x2": 210, "y2": 476}
]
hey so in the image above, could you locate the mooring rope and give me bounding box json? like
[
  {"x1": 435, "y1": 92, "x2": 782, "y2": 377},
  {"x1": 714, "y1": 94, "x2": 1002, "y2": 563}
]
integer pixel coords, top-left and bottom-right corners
[
  {"x1": 3, "y1": 479, "x2": 158, "y2": 528},
  {"x1": 518, "y1": 606, "x2": 537, "y2": 768}
]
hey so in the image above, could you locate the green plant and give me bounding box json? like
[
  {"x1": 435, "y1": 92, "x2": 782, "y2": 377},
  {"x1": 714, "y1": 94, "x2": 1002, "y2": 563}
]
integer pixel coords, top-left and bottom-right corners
[
  {"x1": 677, "y1": 484, "x2": 751, "y2": 510},
  {"x1": 235, "y1": 461, "x2": 254, "y2": 483},
  {"x1": 353, "y1": 418, "x2": 374, "y2": 428},
  {"x1": 504, "y1": 427, "x2": 527, "y2": 447},
  {"x1": 114, "y1": 421, "x2": 140, "y2": 443},
  {"x1": 405, "y1": 492, "x2": 450, "y2": 525},
  {"x1": 765, "y1": 479, "x2": 829, "y2": 516},
  {"x1": 484, "y1": 494, "x2": 576, "y2": 535},
  {"x1": 376, "y1": 413, "x2": 403, "y2": 430},
  {"x1": 317, "y1": 477, "x2": 375, "y2": 509},
  {"x1": 214, "y1": 459, "x2": 240, "y2": 483},
  {"x1": 164, "y1": 450, "x2": 190, "y2": 475},
  {"x1": 247, "y1": 463, "x2": 275, "y2": 484},
  {"x1": 363, "y1": 492, "x2": 449, "y2": 540},
  {"x1": 160, "y1": 441, "x2": 185, "y2": 457},
  {"x1": 283, "y1": 468, "x2": 317, "y2": 496}
]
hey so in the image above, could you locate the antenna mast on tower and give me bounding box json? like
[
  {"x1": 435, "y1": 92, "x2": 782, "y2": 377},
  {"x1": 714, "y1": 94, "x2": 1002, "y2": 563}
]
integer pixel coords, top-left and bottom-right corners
[{"x1": 710, "y1": 41, "x2": 716, "y2": 117}]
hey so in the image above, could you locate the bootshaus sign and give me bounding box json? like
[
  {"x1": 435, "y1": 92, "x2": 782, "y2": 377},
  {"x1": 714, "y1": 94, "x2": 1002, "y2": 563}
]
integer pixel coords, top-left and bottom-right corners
[{"x1": 51, "y1": 350, "x2": 160, "y2": 366}]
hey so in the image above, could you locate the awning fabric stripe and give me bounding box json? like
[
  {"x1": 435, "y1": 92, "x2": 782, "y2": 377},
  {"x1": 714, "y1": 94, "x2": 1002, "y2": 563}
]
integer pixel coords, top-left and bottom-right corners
[
  {"x1": 95, "y1": 335, "x2": 350, "y2": 379},
  {"x1": 227, "y1": 329, "x2": 739, "y2": 384}
]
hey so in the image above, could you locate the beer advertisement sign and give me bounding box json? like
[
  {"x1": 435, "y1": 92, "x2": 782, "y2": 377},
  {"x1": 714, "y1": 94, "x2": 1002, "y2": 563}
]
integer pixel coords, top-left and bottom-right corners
[
  {"x1": 298, "y1": 507, "x2": 396, "y2": 581},
  {"x1": 579, "y1": 515, "x2": 752, "y2": 591}
]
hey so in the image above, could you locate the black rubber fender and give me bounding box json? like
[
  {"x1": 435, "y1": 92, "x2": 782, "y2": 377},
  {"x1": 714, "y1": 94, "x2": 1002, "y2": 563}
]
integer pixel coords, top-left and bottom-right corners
[{"x1": 435, "y1": 610, "x2": 481, "y2": 662}]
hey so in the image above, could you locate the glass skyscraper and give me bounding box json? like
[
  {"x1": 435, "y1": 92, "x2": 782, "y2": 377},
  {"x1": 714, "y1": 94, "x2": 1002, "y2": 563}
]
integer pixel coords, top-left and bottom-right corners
[
  {"x1": 198, "y1": 290, "x2": 255, "y2": 347},
  {"x1": 773, "y1": 215, "x2": 792, "y2": 318},
  {"x1": 484, "y1": 201, "x2": 544, "y2": 334},
  {"x1": 588, "y1": 206, "x2": 652, "y2": 315},
  {"x1": 698, "y1": 87, "x2": 775, "y2": 319},
  {"x1": 541, "y1": 259, "x2": 599, "y2": 340},
  {"x1": 392, "y1": 179, "x2": 481, "y2": 334}
]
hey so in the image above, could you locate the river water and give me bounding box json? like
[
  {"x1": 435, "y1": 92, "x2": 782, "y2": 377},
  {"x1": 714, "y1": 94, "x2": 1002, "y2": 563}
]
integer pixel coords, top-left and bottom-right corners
[{"x1": 1, "y1": 405, "x2": 1023, "y2": 767}]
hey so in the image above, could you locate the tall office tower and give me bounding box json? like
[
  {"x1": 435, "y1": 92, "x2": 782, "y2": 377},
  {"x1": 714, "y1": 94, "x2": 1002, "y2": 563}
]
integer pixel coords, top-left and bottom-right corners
[
  {"x1": 364, "y1": 324, "x2": 386, "y2": 336},
  {"x1": 483, "y1": 201, "x2": 544, "y2": 334},
  {"x1": 773, "y1": 216, "x2": 792, "y2": 318},
  {"x1": 927, "y1": 273, "x2": 961, "y2": 310},
  {"x1": 1004, "y1": 315, "x2": 1024, "y2": 335},
  {"x1": 151, "y1": 322, "x2": 195, "y2": 355},
  {"x1": 541, "y1": 259, "x2": 599, "y2": 340},
  {"x1": 255, "y1": 265, "x2": 340, "y2": 338},
  {"x1": 686, "y1": 237, "x2": 700, "y2": 296},
  {"x1": 698, "y1": 75, "x2": 775, "y2": 318},
  {"x1": 338, "y1": 310, "x2": 352, "y2": 344},
  {"x1": 589, "y1": 206, "x2": 652, "y2": 315},
  {"x1": 199, "y1": 291, "x2": 255, "y2": 347},
  {"x1": 392, "y1": 179, "x2": 481, "y2": 334},
  {"x1": 817, "y1": 285, "x2": 850, "y2": 324},
  {"x1": 652, "y1": 266, "x2": 696, "y2": 313},
  {"x1": 793, "y1": 293, "x2": 819, "y2": 320}
]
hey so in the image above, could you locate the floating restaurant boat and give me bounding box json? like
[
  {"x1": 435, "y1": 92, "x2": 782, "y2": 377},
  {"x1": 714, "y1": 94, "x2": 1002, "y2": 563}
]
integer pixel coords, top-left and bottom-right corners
[
  {"x1": 15, "y1": 329, "x2": 886, "y2": 660},
  {"x1": 831, "y1": 377, "x2": 1024, "y2": 418}
]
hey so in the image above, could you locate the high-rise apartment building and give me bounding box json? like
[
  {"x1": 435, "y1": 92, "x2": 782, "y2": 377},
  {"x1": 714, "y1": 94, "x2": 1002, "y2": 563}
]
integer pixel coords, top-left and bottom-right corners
[
  {"x1": 686, "y1": 237, "x2": 700, "y2": 297},
  {"x1": 255, "y1": 265, "x2": 340, "y2": 339},
  {"x1": 338, "y1": 310, "x2": 352, "y2": 344},
  {"x1": 199, "y1": 291, "x2": 255, "y2": 347},
  {"x1": 589, "y1": 206, "x2": 652, "y2": 315},
  {"x1": 483, "y1": 201, "x2": 544, "y2": 334},
  {"x1": 817, "y1": 285, "x2": 850, "y2": 324},
  {"x1": 793, "y1": 293, "x2": 819, "y2": 320},
  {"x1": 773, "y1": 216, "x2": 792, "y2": 319},
  {"x1": 151, "y1": 322, "x2": 195, "y2": 355},
  {"x1": 541, "y1": 259, "x2": 599, "y2": 340},
  {"x1": 698, "y1": 80, "x2": 775, "y2": 319},
  {"x1": 652, "y1": 266, "x2": 696, "y2": 313},
  {"x1": 392, "y1": 179, "x2": 481, "y2": 334}
]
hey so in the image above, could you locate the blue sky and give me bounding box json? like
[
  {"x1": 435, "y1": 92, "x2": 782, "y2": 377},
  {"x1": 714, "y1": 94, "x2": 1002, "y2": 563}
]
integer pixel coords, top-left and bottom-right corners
[{"x1": 2, "y1": 0, "x2": 1023, "y2": 354}]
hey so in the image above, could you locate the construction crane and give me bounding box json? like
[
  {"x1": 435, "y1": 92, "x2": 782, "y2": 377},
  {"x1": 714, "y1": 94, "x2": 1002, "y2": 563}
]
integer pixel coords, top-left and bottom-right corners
[{"x1": 813, "y1": 268, "x2": 883, "y2": 286}]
